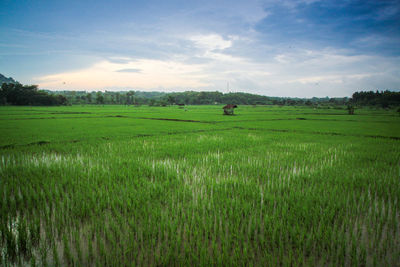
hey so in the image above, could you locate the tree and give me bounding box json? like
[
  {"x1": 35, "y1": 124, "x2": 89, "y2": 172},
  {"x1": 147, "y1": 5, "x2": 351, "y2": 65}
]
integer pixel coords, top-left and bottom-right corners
[
  {"x1": 167, "y1": 95, "x2": 175, "y2": 105},
  {"x1": 126, "y1": 91, "x2": 135, "y2": 105},
  {"x1": 149, "y1": 99, "x2": 156, "y2": 106},
  {"x1": 96, "y1": 92, "x2": 104, "y2": 104},
  {"x1": 115, "y1": 93, "x2": 120, "y2": 104},
  {"x1": 86, "y1": 93, "x2": 92, "y2": 104},
  {"x1": 347, "y1": 104, "x2": 355, "y2": 115},
  {"x1": 56, "y1": 95, "x2": 68, "y2": 105},
  {"x1": 80, "y1": 95, "x2": 86, "y2": 103},
  {"x1": 0, "y1": 83, "x2": 66, "y2": 106},
  {"x1": 351, "y1": 90, "x2": 400, "y2": 107}
]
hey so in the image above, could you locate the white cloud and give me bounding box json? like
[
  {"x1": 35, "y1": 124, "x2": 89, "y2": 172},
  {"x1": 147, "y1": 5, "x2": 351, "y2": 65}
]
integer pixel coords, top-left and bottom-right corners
[
  {"x1": 36, "y1": 59, "x2": 209, "y2": 90},
  {"x1": 35, "y1": 41, "x2": 400, "y2": 97},
  {"x1": 258, "y1": 49, "x2": 400, "y2": 97},
  {"x1": 292, "y1": 73, "x2": 374, "y2": 84},
  {"x1": 190, "y1": 34, "x2": 232, "y2": 51}
]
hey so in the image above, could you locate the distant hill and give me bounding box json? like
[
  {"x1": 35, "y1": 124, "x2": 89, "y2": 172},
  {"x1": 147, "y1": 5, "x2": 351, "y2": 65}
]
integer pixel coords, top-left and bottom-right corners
[{"x1": 0, "y1": 73, "x2": 18, "y2": 84}]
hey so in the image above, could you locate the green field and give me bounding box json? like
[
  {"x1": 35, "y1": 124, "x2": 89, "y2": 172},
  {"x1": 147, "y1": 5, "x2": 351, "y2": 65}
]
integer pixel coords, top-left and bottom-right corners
[{"x1": 1, "y1": 105, "x2": 399, "y2": 266}]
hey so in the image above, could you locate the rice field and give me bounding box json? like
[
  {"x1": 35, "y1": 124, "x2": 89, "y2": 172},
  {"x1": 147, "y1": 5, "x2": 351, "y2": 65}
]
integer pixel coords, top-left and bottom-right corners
[{"x1": 0, "y1": 105, "x2": 399, "y2": 266}]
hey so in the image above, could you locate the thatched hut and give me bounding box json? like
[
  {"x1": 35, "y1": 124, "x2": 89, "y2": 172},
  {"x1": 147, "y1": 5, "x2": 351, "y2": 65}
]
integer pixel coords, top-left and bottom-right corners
[{"x1": 223, "y1": 104, "x2": 237, "y2": 115}]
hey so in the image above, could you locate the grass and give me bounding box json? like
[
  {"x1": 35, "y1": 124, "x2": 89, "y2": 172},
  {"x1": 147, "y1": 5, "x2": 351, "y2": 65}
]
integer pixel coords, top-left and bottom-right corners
[{"x1": 0, "y1": 105, "x2": 399, "y2": 266}]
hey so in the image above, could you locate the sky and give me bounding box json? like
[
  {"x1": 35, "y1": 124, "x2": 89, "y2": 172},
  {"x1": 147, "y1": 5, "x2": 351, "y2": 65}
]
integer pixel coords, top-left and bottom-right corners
[{"x1": 0, "y1": 0, "x2": 399, "y2": 97}]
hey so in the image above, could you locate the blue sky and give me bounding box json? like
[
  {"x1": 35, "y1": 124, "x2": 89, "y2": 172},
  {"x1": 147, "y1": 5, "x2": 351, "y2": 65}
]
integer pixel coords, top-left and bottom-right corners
[{"x1": 1, "y1": 0, "x2": 399, "y2": 97}]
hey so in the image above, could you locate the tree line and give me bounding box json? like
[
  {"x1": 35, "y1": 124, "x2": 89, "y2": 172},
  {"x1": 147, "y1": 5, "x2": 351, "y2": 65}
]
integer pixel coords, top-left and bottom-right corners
[
  {"x1": 1, "y1": 83, "x2": 67, "y2": 106},
  {"x1": 350, "y1": 90, "x2": 400, "y2": 108},
  {"x1": 47, "y1": 90, "x2": 351, "y2": 107},
  {"x1": 1, "y1": 81, "x2": 399, "y2": 108}
]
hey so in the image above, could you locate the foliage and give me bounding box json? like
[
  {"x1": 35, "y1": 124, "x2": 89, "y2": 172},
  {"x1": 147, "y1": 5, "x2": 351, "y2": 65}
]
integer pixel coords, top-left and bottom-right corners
[
  {"x1": 50, "y1": 90, "x2": 354, "y2": 107},
  {"x1": 0, "y1": 83, "x2": 67, "y2": 106},
  {"x1": 347, "y1": 104, "x2": 355, "y2": 115},
  {"x1": 96, "y1": 91, "x2": 104, "y2": 104},
  {"x1": 2, "y1": 73, "x2": 399, "y2": 108},
  {"x1": 0, "y1": 74, "x2": 17, "y2": 85},
  {"x1": 351, "y1": 90, "x2": 400, "y2": 107},
  {"x1": 48, "y1": 90, "x2": 400, "y2": 107}
]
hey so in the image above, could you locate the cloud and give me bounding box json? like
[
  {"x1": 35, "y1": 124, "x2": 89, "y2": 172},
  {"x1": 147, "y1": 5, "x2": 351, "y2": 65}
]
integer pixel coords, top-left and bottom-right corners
[
  {"x1": 107, "y1": 56, "x2": 136, "y2": 64},
  {"x1": 36, "y1": 59, "x2": 209, "y2": 90},
  {"x1": 115, "y1": 68, "x2": 141, "y2": 73},
  {"x1": 189, "y1": 34, "x2": 232, "y2": 51},
  {"x1": 5, "y1": 0, "x2": 398, "y2": 97},
  {"x1": 256, "y1": 48, "x2": 400, "y2": 97},
  {"x1": 374, "y1": 2, "x2": 400, "y2": 21},
  {"x1": 35, "y1": 44, "x2": 400, "y2": 98},
  {"x1": 292, "y1": 73, "x2": 374, "y2": 84},
  {"x1": 257, "y1": 0, "x2": 400, "y2": 57}
]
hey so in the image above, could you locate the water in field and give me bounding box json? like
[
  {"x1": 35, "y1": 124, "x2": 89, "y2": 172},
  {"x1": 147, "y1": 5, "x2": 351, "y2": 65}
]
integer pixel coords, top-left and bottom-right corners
[{"x1": 0, "y1": 105, "x2": 399, "y2": 266}]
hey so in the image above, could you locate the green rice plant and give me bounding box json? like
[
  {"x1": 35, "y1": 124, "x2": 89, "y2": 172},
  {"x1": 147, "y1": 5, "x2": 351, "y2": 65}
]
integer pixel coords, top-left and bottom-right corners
[
  {"x1": 87, "y1": 234, "x2": 94, "y2": 265},
  {"x1": 5, "y1": 226, "x2": 17, "y2": 263},
  {"x1": 40, "y1": 243, "x2": 48, "y2": 267},
  {"x1": 29, "y1": 218, "x2": 40, "y2": 248},
  {"x1": 52, "y1": 242, "x2": 60, "y2": 267},
  {"x1": 73, "y1": 229, "x2": 83, "y2": 265},
  {"x1": 62, "y1": 234, "x2": 72, "y2": 266},
  {"x1": 0, "y1": 105, "x2": 399, "y2": 265},
  {"x1": 17, "y1": 217, "x2": 29, "y2": 258},
  {"x1": 30, "y1": 253, "x2": 36, "y2": 267}
]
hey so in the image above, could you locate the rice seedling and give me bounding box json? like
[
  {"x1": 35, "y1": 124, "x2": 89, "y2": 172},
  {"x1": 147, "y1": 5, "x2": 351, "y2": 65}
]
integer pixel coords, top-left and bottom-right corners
[{"x1": 0, "y1": 105, "x2": 399, "y2": 265}]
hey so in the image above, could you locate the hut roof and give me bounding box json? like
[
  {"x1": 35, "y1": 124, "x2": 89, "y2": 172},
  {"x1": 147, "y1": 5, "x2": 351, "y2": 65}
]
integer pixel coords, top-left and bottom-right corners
[{"x1": 223, "y1": 104, "x2": 238, "y2": 109}]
